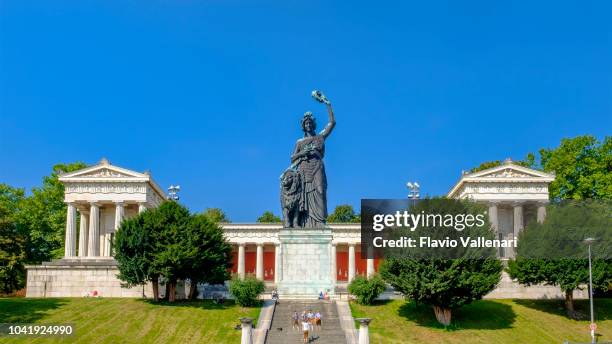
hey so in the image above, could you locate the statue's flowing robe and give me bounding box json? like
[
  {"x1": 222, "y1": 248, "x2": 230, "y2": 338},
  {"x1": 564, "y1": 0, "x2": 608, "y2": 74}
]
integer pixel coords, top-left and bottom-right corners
[{"x1": 293, "y1": 136, "x2": 327, "y2": 227}]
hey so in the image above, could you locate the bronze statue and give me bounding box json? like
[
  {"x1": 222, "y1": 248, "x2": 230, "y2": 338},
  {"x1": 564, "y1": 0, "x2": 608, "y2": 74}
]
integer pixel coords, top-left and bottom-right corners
[{"x1": 280, "y1": 90, "x2": 335, "y2": 228}]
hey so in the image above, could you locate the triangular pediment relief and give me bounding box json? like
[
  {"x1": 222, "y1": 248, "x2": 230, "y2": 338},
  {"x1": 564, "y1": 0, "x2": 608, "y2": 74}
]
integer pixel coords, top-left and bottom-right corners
[
  {"x1": 77, "y1": 168, "x2": 135, "y2": 178},
  {"x1": 59, "y1": 162, "x2": 148, "y2": 180},
  {"x1": 477, "y1": 168, "x2": 539, "y2": 179},
  {"x1": 467, "y1": 163, "x2": 554, "y2": 180}
]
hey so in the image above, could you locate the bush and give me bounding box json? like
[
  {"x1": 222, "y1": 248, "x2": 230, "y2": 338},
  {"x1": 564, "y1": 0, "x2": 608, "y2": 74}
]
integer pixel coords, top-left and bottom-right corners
[
  {"x1": 348, "y1": 274, "x2": 386, "y2": 305},
  {"x1": 229, "y1": 276, "x2": 265, "y2": 307}
]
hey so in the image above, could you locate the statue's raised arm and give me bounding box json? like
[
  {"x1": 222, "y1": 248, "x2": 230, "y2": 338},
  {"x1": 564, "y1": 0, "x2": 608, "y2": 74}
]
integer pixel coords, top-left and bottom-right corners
[{"x1": 312, "y1": 90, "x2": 335, "y2": 139}]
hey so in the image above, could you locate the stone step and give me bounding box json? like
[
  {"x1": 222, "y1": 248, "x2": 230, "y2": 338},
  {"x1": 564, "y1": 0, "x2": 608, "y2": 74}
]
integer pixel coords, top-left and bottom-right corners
[{"x1": 266, "y1": 300, "x2": 347, "y2": 344}]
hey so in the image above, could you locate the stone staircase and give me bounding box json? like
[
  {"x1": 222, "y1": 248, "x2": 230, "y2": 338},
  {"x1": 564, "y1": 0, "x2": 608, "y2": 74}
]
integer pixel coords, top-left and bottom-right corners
[{"x1": 265, "y1": 300, "x2": 347, "y2": 344}]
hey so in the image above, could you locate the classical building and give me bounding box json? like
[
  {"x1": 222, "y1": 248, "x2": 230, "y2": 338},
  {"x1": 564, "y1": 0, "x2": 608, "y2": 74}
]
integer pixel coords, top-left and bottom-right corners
[
  {"x1": 447, "y1": 158, "x2": 554, "y2": 258},
  {"x1": 25, "y1": 158, "x2": 586, "y2": 299},
  {"x1": 26, "y1": 159, "x2": 165, "y2": 297}
]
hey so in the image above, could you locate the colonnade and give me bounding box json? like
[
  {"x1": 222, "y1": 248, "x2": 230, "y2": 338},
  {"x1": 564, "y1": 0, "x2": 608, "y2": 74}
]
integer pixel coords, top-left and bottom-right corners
[
  {"x1": 233, "y1": 242, "x2": 376, "y2": 284},
  {"x1": 64, "y1": 202, "x2": 148, "y2": 258}
]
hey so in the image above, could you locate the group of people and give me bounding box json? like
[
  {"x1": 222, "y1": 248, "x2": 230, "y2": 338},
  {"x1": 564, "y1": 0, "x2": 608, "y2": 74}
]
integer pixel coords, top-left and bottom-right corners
[{"x1": 292, "y1": 309, "x2": 322, "y2": 343}]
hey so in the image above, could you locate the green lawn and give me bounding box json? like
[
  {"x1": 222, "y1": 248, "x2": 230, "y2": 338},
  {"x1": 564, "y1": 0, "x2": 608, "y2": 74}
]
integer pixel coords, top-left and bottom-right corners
[
  {"x1": 0, "y1": 298, "x2": 260, "y2": 344},
  {"x1": 351, "y1": 299, "x2": 612, "y2": 344}
]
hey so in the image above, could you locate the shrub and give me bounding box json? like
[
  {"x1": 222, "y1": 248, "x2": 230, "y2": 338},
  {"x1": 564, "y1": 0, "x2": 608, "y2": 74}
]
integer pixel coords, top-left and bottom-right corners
[
  {"x1": 229, "y1": 276, "x2": 265, "y2": 307},
  {"x1": 348, "y1": 274, "x2": 386, "y2": 305}
]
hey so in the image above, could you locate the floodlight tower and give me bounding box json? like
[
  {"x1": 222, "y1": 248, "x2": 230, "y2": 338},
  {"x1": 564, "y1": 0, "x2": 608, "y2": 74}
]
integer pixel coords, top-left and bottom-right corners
[
  {"x1": 168, "y1": 185, "x2": 181, "y2": 201},
  {"x1": 406, "y1": 181, "x2": 420, "y2": 200}
]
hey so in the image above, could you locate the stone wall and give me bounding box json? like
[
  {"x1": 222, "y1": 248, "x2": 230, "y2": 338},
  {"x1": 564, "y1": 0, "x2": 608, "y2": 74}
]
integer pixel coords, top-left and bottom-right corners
[
  {"x1": 484, "y1": 271, "x2": 588, "y2": 299},
  {"x1": 26, "y1": 258, "x2": 152, "y2": 298}
]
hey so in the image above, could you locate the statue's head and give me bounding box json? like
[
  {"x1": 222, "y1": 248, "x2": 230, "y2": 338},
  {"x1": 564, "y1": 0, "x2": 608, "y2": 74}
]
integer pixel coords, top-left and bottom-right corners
[{"x1": 301, "y1": 111, "x2": 316, "y2": 134}]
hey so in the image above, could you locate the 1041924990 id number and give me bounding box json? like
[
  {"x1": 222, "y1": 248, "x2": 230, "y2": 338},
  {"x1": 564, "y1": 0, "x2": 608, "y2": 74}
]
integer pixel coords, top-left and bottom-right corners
[{"x1": 0, "y1": 323, "x2": 74, "y2": 336}]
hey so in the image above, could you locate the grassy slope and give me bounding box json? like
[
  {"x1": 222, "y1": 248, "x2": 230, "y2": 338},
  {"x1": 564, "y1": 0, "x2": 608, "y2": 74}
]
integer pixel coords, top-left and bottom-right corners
[
  {"x1": 0, "y1": 298, "x2": 260, "y2": 344},
  {"x1": 351, "y1": 299, "x2": 612, "y2": 344}
]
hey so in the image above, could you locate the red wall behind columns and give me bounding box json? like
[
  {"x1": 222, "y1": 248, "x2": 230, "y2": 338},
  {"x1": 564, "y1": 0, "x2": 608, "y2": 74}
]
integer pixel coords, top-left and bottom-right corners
[
  {"x1": 336, "y1": 251, "x2": 348, "y2": 281},
  {"x1": 231, "y1": 251, "x2": 238, "y2": 274},
  {"x1": 245, "y1": 252, "x2": 256, "y2": 275},
  {"x1": 356, "y1": 253, "x2": 367, "y2": 277},
  {"x1": 263, "y1": 251, "x2": 275, "y2": 281}
]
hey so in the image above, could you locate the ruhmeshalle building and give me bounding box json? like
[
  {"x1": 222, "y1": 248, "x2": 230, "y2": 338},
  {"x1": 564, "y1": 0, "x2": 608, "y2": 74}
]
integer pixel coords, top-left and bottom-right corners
[{"x1": 25, "y1": 157, "x2": 586, "y2": 300}]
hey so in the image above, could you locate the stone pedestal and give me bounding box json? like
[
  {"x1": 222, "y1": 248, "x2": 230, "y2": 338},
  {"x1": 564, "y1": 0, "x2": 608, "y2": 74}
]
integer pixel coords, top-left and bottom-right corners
[{"x1": 277, "y1": 228, "x2": 334, "y2": 298}]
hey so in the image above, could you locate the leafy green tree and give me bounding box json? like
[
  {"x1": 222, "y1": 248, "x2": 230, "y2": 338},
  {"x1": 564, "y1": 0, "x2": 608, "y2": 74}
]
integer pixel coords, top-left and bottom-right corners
[
  {"x1": 0, "y1": 184, "x2": 27, "y2": 294},
  {"x1": 114, "y1": 208, "x2": 162, "y2": 301},
  {"x1": 508, "y1": 200, "x2": 611, "y2": 317},
  {"x1": 378, "y1": 198, "x2": 502, "y2": 325},
  {"x1": 471, "y1": 136, "x2": 611, "y2": 199},
  {"x1": 348, "y1": 274, "x2": 386, "y2": 305},
  {"x1": 327, "y1": 204, "x2": 360, "y2": 223},
  {"x1": 229, "y1": 276, "x2": 264, "y2": 307},
  {"x1": 183, "y1": 214, "x2": 233, "y2": 299},
  {"x1": 380, "y1": 258, "x2": 502, "y2": 325},
  {"x1": 256, "y1": 211, "x2": 281, "y2": 223},
  {"x1": 538, "y1": 135, "x2": 611, "y2": 200},
  {"x1": 17, "y1": 162, "x2": 87, "y2": 262},
  {"x1": 202, "y1": 208, "x2": 231, "y2": 223},
  {"x1": 151, "y1": 201, "x2": 192, "y2": 302}
]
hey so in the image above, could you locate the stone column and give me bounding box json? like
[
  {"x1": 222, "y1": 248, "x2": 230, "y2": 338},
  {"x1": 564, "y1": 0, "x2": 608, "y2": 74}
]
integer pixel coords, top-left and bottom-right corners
[
  {"x1": 488, "y1": 202, "x2": 501, "y2": 257},
  {"x1": 356, "y1": 318, "x2": 372, "y2": 344},
  {"x1": 488, "y1": 202, "x2": 499, "y2": 234},
  {"x1": 138, "y1": 203, "x2": 147, "y2": 214},
  {"x1": 105, "y1": 202, "x2": 125, "y2": 257},
  {"x1": 348, "y1": 244, "x2": 356, "y2": 282},
  {"x1": 274, "y1": 243, "x2": 281, "y2": 284},
  {"x1": 366, "y1": 259, "x2": 375, "y2": 278},
  {"x1": 256, "y1": 243, "x2": 264, "y2": 280},
  {"x1": 88, "y1": 203, "x2": 100, "y2": 257},
  {"x1": 64, "y1": 203, "x2": 77, "y2": 258},
  {"x1": 238, "y1": 244, "x2": 246, "y2": 279},
  {"x1": 331, "y1": 243, "x2": 337, "y2": 284},
  {"x1": 239, "y1": 317, "x2": 253, "y2": 344},
  {"x1": 513, "y1": 203, "x2": 524, "y2": 238},
  {"x1": 78, "y1": 211, "x2": 89, "y2": 257},
  {"x1": 537, "y1": 202, "x2": 547, "y2": 223}
]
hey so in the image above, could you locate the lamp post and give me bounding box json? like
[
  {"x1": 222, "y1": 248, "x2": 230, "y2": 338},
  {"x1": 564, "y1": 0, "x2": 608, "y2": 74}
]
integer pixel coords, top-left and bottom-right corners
[
  {"x1": 168, "y1": 185, "x2": 181, "y2": 201},
  {"x1": 406, "y1": 181, "x2": 420, "y2": 210},
  {"x1": 406, "y1": 181, "x2": 420, "y2": 200},
  {"x1": 584, "y1": 237, "x2": 596, "y2": 344}
]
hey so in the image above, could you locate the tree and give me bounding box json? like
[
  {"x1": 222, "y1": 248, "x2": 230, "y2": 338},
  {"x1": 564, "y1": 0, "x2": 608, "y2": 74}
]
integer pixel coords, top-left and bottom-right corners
[
  {"x1": 348, "y1": 274, "x2": 386, "y2": 305},
  {"x1": 17, "y1": 162, "x2": 88, "y2": 263},
  {"x1": 380, "y1": 258, "x2": 502, "y2": 325},
  {"x1": 507, "y1": 200, "x2": 611, "y2": 317},
  {"x1": 114, "y1": 209, "x2": 162, "y2": 301},
  {"x1": 151, "y1": 201, "x2": 192, "y2": 302},
  {"x1": 256, "y1": 211, "x2": 281, "y2": 223},
  {"x1": 538, "y1": 136, "x2": 611, "y2": 200},
  {"x1": 0, "y1": 184, "x2": 27, "y2": 294},
  {"x1": 202, "y1": 208, "x2": 230, "y2": 223},
  {"x1": 327, "y1": 204, "x2": 360, "y2": 223},
  {"x1": 229, "y1": 276, "x2": 264, "y2": 307},
  {"x1": 378, "y1": 198, "x2": 502, "y2": 325},
  {"x1": 472, "y1": 136, "x2": 611, "y2": 199},
  {"x1": 183, "y1": 214, "x2": 233, "y2": 299}
]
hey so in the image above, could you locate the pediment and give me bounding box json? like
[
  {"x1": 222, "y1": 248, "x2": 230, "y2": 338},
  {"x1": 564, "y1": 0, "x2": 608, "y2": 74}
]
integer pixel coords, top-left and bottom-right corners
[
  {"x1": 448, "y1": 161, "x2": 555, "y2": 198},
  {"x1": 476, "y1": 168, "x2": 540, "y2": 179},
  {"x1": 59, "y1": 161, "x2": 148, "y2": 181},
  {"x1": 467, "y1": 163, "x2": 554, "y2": 180}
]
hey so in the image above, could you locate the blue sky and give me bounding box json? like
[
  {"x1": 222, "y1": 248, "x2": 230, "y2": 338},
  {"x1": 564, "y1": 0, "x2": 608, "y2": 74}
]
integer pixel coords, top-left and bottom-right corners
[{"x1": 1, "y1": 1, "x2": 610, "y2": 221}]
